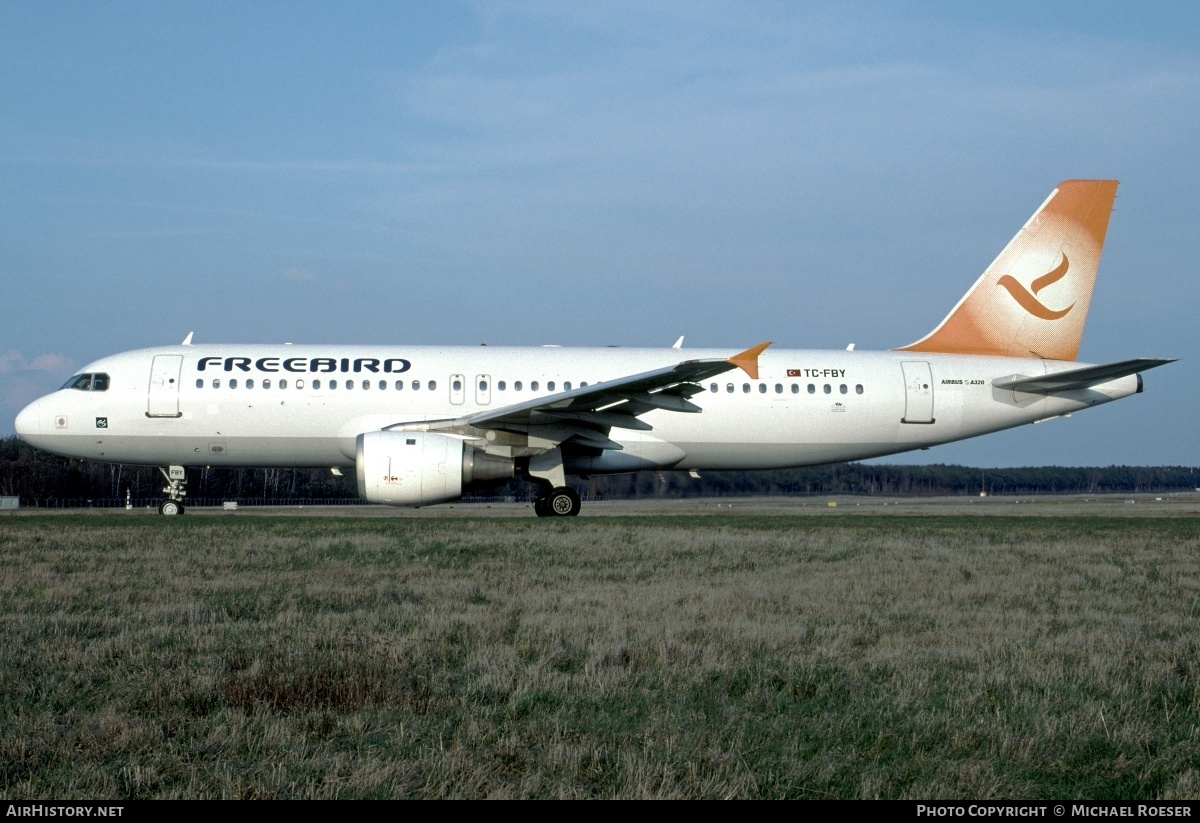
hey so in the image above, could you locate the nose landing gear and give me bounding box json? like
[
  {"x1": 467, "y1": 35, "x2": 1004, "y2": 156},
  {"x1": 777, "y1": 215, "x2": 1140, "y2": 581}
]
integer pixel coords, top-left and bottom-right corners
[{"x1": 157, "y1": 465, "x2": 187, "y2": 516}]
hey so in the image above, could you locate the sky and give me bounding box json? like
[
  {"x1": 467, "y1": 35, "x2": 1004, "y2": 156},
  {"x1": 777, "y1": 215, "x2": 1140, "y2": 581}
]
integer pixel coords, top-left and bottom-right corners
[{"x1": 2, "y1": 1, "x2": 1197, "y2": 467}]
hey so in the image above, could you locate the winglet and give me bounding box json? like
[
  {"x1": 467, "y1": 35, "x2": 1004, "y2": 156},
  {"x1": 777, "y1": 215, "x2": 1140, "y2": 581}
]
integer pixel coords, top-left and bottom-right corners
[{"x1": 728, "y1": 341, "x2": 771, "y2": 379}]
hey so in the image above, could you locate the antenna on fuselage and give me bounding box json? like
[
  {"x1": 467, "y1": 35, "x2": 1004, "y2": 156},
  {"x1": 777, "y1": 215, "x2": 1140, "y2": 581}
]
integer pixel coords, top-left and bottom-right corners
[{"x1": 181, "y1": 332, "x2": 194, "y2": 346}]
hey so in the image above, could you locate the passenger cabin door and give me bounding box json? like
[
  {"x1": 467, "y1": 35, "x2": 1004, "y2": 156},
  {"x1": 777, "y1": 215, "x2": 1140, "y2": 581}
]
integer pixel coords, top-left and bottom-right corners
[
  {"x1": 901, "y1": 361, "x2": 935, "y2": 424},
  {"x1": 147, "y1": 355, "x2": 183, "y2": 418},
  {"x1": 475, "y1": 374, "x2": 492, "y2": 406},
  {"x1": 450, "y1": 374, "x2": 465, "y2": 405}
]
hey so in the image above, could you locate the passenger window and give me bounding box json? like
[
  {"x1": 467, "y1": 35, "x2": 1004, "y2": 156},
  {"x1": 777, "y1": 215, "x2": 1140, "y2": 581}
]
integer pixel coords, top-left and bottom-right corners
[
  {"x1": 840, "y1": 384, "x2": 847, "y2": 394},
  {"x1": 564, "y1": 381, "x2": 571, "y2": 390},
  {"x1": 229, "y1": 379, "x2": 238, "y2": 389},
  {"x1": 710, "y1": 383, "x2": 718, "y2": 393},
  {"x1": 412, "y1": 380, "x2": 419, "y2": 390},
  {"x1": 453, "y1": 379, "x2": 462, "y2": 391},
  {"x1": 246, "y1": 379, "x2": 255, "y2": 389},
  {"x1": 310, "y1": 379, "x2": 319, "y2": 389},
  {"x1": 758, "y1": 384, "x2": 767, "y2": 394},
  {"x1": 213, "y1": 379, "x2": 221, "y2": 388},
  {"x1": 196, "y1": 379, "x2": 203, "y2": 389},
  {"x1": 775, "y1": 383, "x2": 783, "y2": 393},
  {"x1": 743, "y1": 383, "x2": 750, "y2": 393},
  {"x1": 547, "y1": 381, "x2": 556, "y2": 391},
  {"x1": 296, "y1": 379, "x2": 305, "y2": 389},
  {"x1": 726, "y1": 383, "x2": 734, "y2": 393},
  {"x1": 394, "y1": 381, "x2": 403, "y2": 390},
  {"x1": 329, "y1": 379, "x2": 337, "y2": 389},
  {"x1": 347, "y1": 380, "x2": 354, "y2": 390},
  {"x1": 515, "y1": 381, "x2": 523, "y2": 391},
  {"x1": 278, "y1": 379, "x2": 286, "y2": 389},
  {"x1": 856, "y1": 384, "x2": 864, "y2": 394},
  {"x1": 379, "y1": 380, "x2": 386, "y2": 390},
  {"x1": 428, "y1": 380, "x2": 436, "y2": 390},
  {"x1": 580, "y1": 381, "x2": 588, "y2": 387},
  {"x1": 362, "y1": 380, "x2": 369, "y2": 390},
  {"x1": 498, "y1": 381, "x2": 506, "y2": 391},
  {"x1": 263, "y1": 379, "x2": 272, "y2": 389},
  {"x1": 808, "y1": 384, "x2": 815, "y2": 394},
  {"x1": 791, "y1": 384, "x2": 799, "y2": 394},
  {"x1": 479, "y1": 380, "x2": 488, "y2": 391},
  {"x1": 531, "y1": 381, "x2": 540, "y2": 391},
  {"x1": 824, "y1": 384, "x2": 831, "y2": 394}
]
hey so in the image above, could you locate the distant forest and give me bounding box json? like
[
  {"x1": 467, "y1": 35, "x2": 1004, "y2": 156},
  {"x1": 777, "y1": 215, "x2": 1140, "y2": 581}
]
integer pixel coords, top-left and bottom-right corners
[{"x1": 2, "y1": 436, "x2": 1197, "y2": 507}]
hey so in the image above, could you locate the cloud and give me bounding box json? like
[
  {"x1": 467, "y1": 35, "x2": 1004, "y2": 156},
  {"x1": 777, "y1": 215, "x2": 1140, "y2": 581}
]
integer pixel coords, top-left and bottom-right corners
[
  {"x1": 0, "y1": 351, "x2": 20, "y2": 375},
  {"x1": 27, "y1": 353, "x2": 71, "y2": 372},
  {"x1": 0, "y1": 350, "x2": 71, "y2": 375},
  {"x1": 280, "y1": 267, "x2": 321, "y2": 285},
  {"x1": 0, "y1": 351, "x2": 75, "y2": 432}
]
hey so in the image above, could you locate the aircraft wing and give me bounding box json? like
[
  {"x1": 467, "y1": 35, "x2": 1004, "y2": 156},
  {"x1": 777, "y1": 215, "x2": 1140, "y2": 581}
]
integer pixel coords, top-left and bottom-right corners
[
  {"x1": 394, "y1": 342, "x2": 770, "y2": 451},
  {"x1": 992, "y1": 358, "x2": 1175, "y2": 393}
]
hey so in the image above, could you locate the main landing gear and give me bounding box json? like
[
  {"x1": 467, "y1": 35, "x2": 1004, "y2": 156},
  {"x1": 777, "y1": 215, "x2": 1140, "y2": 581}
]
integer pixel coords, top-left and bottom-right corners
[
  {"x1": 533, "y1": 487, "x2": 581, "y2": 518},
  {"x1": 157, "y1": 465, "x2": 187, "y2": 516},
  {"x1": 527, "y1": 447, "x2": 581, "y2": 517}
]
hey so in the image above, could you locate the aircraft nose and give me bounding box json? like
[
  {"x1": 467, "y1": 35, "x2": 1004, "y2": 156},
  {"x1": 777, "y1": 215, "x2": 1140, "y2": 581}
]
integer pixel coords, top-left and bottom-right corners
[{"x1": 14, "y1": 398, "x2": 43, "y2": 437}]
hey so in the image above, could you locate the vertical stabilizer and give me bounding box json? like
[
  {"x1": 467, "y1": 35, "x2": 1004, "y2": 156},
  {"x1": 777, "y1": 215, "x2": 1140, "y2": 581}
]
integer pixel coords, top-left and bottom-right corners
[{"x1": 896, "y1": 179, "x2": 1118, "y2": 360}]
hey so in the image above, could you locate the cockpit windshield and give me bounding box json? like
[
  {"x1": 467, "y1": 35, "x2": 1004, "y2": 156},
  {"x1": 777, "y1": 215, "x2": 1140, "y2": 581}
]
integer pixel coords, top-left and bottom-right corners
[{"x1": 61, "y1": 373, "x2": 110, "y2": 391}]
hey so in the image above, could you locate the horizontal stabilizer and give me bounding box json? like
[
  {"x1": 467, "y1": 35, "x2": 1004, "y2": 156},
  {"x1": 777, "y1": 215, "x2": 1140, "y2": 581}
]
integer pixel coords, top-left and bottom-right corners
[{"x1": 992, "y1": 358, "x2": 1175, "y2": 393}]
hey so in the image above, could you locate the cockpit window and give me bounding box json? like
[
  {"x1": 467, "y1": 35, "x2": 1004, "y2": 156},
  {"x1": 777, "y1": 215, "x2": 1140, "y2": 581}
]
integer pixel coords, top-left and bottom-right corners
[{"x1": 62, "y1": 373, "x2": 110, "y2": 392}]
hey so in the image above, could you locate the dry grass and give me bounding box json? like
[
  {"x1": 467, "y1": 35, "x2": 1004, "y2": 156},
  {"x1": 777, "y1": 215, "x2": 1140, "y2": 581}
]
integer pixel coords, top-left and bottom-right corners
[{"x1": 1, "y1": 510, "x2": 1198, "y2": 798}]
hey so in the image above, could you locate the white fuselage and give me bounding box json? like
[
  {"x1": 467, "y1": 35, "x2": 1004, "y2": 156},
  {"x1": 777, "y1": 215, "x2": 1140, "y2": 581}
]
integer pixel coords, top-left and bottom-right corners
[{"x1": 14, "y1": 344, "x2": 1139, "y2": 472}]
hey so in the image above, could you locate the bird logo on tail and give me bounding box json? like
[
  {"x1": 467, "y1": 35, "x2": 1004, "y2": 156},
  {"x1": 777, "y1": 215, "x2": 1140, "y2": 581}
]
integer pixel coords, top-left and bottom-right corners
[{"x1": 996, "y1": 254, "x2": 1074, "y2": 321}]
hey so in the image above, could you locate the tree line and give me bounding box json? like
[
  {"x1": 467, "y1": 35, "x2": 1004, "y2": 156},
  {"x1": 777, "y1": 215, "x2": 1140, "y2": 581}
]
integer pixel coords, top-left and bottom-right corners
[{"x1": 2, "y1": 435, "x2": 1196, "y2": 506}]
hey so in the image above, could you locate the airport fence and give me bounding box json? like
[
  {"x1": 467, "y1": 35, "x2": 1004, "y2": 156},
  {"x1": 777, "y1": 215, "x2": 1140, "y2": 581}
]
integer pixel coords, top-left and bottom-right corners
[
  {"x1": 18, "y1": 497, "x2": 367, "y2": 510},
  {"x1": 12, "y1": 493, "x2": 603, "y2": 509}
]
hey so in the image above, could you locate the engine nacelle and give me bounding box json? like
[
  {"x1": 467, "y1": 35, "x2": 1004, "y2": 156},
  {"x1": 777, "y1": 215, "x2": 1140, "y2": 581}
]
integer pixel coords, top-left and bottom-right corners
[{"x1": 356, "y1": 431, "x2": 513, "y2": 506}]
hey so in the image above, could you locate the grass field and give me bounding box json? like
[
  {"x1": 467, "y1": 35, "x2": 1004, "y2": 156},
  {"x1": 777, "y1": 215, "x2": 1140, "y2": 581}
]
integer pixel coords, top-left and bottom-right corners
[{"x1": 2, "y1": 503, "x2": 1199, "y2": 798}]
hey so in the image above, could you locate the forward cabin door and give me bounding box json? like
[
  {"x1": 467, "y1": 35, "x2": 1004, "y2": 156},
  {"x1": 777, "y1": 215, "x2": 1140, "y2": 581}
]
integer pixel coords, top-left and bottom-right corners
[
  {"x1": 901, "y1": 361, "x2": 935, "y2": 424},
  {"x1": 147, "y1": 355, "x2": 183, "y2": 418}
]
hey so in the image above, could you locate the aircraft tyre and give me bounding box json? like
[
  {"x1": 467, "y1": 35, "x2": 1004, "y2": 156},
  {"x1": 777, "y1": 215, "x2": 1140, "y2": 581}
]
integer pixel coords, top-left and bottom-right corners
[
  {"x1": 159, "y1": 500, "x2": 184, "y2": 516},
  {"x1": 546, "y1": 487, "x2": 581, "y2": 517},
  {"x1": 533, "y1": 497, "x2": 550, "y2": 517}
]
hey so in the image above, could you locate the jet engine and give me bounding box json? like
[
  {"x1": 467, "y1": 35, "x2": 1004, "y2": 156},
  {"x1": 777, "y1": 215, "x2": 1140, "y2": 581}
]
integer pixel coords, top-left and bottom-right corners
[{"x1": 356, "y1": 430, "x2": 514, "y2": 506}]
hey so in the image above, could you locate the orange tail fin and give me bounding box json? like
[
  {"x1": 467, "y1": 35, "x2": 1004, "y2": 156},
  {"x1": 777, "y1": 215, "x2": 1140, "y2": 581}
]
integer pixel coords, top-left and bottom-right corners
[{"x1": 896, "y1": 179, "x2": 1118, "y2": 361}]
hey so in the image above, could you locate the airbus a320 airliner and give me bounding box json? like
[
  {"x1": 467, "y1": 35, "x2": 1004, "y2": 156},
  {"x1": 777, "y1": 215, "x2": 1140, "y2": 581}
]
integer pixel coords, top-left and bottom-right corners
[{"x1": 14, "y1": 180, "x2": 1173, "y2": 516}]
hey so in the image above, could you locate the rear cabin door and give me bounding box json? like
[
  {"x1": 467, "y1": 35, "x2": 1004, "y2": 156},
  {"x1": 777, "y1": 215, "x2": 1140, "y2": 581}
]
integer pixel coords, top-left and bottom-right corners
[
  {"x1": 901, "y1": 361, "x2": 935, "y2": 424},
  {"x1": 147, "y1": 355, "x2": 183, "y2": 418}
]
